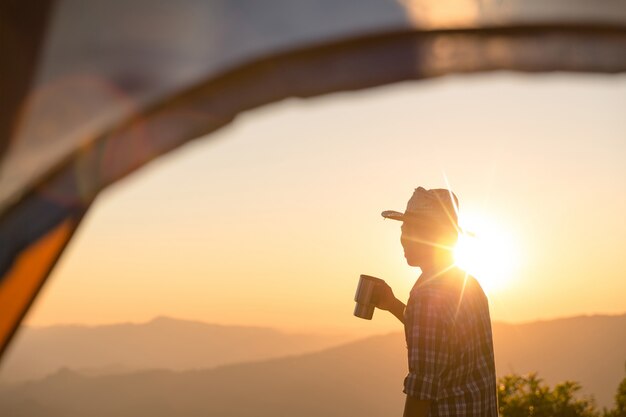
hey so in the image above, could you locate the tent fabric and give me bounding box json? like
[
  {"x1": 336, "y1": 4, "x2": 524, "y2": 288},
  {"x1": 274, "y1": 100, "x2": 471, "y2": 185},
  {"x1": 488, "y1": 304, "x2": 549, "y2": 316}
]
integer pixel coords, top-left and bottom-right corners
[
  {"x1": 3, "y1": 0, "x2": 626, "y2": 214},
  {"x1": 0, "y1": 217, "x2": 81, "y2": 358},
  {"x1": 0, "y1": 0, "x2": 55, "y2": 160},
  {"x1": 1, "y1": 0, "x2": 626, "y2": 357}
]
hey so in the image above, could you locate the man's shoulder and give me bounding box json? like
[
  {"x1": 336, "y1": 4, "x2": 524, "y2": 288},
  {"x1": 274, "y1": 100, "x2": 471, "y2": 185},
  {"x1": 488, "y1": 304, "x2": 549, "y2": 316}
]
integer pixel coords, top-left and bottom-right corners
[
  {"x1": 413, "y1": 267, "x2": 481, "y2": 293},
  {"x1": 410, "y1": 268, "x2": 488, "y2": 310}
]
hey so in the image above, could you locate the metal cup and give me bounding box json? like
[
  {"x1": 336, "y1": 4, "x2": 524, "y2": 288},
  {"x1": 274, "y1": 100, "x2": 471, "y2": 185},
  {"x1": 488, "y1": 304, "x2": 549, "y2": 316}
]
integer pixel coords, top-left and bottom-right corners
[{"x1": 353, "y1": 274, "x2": 385, "y2": 320}]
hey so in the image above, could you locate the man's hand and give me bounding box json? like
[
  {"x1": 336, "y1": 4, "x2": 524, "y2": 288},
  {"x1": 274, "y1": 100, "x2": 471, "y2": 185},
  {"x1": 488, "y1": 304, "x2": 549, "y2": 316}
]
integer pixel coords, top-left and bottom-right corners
[
  {"x1": 375, "y1": 282, "x2": 406, "y2": 324},
  {"x1": 375, "y1": 282, "x2": 397, "y2": 311}
]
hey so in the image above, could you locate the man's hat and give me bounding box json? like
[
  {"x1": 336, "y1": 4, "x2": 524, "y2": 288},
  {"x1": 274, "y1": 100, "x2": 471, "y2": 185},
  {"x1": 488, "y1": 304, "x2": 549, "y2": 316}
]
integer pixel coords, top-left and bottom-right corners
[{"x1": 381, "y1": 187, "x2": 459, "y2": 228}]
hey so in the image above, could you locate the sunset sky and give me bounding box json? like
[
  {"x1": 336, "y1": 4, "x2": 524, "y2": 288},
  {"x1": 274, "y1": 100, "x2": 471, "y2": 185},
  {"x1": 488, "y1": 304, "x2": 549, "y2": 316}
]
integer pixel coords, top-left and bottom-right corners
[{"x1": 24, "y1": 72, "x2": 626, "y2": 335}]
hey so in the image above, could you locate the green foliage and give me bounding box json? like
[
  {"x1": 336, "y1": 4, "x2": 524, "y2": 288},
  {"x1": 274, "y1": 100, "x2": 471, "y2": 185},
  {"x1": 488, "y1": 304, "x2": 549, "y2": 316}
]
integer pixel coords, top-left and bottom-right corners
[
  {"x1": 603, "y1": 363, "x2": 626, "y2": 417},
  {"x1": 498, "y1": 372, "x2": 598, "y2": 417},
  {"x1": 497, "y1": 367, "x2": 626, "y2": 417}
]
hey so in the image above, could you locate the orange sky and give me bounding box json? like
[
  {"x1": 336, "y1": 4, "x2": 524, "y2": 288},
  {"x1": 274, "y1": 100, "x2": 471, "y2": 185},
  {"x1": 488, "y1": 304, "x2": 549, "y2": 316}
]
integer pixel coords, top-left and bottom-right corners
[{"x1": 24, "y1": 73, "x2": 626, "y2": 335}]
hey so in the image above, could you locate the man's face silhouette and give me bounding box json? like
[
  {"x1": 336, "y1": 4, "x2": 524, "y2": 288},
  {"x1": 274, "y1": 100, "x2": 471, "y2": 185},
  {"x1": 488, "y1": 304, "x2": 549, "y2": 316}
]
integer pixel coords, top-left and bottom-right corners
[{"x1": 400, "y1": 219, "x2": 456, "y2": 268}]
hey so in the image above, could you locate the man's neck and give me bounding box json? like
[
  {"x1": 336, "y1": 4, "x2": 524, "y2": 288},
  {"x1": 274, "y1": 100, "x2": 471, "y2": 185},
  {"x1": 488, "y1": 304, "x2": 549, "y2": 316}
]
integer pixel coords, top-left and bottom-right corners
[
  {"x1": 419, "y1": 258, "x2": 455, "y2": 277},
  {"x1": 415, "y1": 263, "x2": 457, "y2": 290}
]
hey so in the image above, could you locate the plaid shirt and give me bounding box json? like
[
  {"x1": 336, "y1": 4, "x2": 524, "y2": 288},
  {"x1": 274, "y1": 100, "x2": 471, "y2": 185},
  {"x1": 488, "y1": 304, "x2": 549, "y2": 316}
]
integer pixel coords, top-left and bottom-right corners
[{"x1": 403, "y1": 267, "x2": 498, "y2": 416}]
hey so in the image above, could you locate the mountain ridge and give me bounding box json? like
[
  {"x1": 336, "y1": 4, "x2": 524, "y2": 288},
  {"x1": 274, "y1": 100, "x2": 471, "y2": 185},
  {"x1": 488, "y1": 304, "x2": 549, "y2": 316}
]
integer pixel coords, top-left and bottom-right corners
[
  {"x1": 0, "y1": 315, "x2": 355, "y2": 383},
  {"x1": 1, "y1": 313, "x2": 624, "y2": 414}
]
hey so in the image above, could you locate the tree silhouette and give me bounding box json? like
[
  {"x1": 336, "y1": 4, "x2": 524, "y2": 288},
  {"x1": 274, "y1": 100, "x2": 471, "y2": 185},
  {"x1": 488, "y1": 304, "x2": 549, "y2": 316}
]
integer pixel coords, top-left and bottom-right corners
[
  {"x1": 497, "y1": 368, "x2": 626, "y2": 417},
  {"x1": 603, "y1": 363, "x2": 626, "y2": 417},
  {"x1": 498, "y1": 373, "x2": 597, "y2": 417}
]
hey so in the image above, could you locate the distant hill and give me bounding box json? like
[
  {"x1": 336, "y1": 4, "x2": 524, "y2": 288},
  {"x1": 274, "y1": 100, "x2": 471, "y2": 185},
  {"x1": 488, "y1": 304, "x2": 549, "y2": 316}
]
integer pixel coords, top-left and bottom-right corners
[
  {"x1": 0, "y1": 316, "x2": 353, "y2": 382},
  {"x1": 492, "y1": 314, "x2": 626, "y2": 408},
  {"x1": 0, "y1": 314, "x2": 623, "y2": 416},
  {"x1": 0, "y1": 333, "x2": 408, "y2": 417}
]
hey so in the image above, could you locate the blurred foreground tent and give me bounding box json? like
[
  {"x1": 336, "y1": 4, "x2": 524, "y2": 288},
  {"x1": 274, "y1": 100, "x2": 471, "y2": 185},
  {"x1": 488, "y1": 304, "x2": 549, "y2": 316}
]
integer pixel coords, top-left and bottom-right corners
[{"x1": 1, "y1": 0, "x2": 626, "y2": 357}]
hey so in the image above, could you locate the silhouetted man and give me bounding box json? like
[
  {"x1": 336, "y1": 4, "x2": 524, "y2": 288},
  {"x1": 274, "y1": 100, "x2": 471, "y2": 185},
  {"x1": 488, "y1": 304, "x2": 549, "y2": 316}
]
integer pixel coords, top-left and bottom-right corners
[{"x1": 376, "y1": 187, "x2": 498, "y2": 417}]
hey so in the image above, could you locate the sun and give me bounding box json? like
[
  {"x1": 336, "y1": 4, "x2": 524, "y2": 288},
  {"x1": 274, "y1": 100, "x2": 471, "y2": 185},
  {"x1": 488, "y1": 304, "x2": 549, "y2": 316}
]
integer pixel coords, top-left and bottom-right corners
[{"x1": 453, "y1": 213, "x2": 519, "y2": 294}]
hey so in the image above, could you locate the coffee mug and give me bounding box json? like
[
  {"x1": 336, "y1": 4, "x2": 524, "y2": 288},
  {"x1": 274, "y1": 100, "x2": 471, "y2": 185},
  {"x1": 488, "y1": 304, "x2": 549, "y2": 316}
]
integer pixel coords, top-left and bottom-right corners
[{"x1": 353, "y1": 274, "x2": 385, "y2": 320}]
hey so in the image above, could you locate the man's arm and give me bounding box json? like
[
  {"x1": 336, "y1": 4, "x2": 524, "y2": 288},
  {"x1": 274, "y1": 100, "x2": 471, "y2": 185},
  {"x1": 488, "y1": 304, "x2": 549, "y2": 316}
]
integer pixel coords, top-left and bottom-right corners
[
  {"x1": 404, "y1": 396, "x2": 431, "y2": 417},
  {"x1": 387, "y1": 297, "x2": 406, "y2": 324},
  {"x1": 403, "y1": 289, "x2": 451, "y2": 416},
  {"x1": 375, "y1": 283, "x2": 406, "y2": 324}
]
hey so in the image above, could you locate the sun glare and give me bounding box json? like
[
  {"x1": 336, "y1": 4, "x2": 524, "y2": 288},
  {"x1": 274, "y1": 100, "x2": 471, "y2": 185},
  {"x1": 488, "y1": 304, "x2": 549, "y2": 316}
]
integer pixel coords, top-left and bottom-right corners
[{"x1": 453, "y1": 213, "x2": 519, "y2": 294}]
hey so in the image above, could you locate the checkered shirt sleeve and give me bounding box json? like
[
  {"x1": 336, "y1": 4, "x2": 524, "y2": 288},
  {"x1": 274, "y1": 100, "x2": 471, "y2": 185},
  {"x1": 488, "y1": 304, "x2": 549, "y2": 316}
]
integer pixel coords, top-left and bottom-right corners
[{"x1": 403, "y1": 288, "x2": 451, "y2": 400}]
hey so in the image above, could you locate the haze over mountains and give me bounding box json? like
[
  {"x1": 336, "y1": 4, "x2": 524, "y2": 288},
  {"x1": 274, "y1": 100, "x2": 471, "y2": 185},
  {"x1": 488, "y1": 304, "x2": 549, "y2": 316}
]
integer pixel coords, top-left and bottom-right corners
[
  {"x1": 0, "y1": 314, "x2": 624, "y2": 416},
  {"x1": 0, "y1": 316, "x2": 353, "y2": 382},
  {"x1": 491, "y1": 314, "x2": 626, "y2": 408}
]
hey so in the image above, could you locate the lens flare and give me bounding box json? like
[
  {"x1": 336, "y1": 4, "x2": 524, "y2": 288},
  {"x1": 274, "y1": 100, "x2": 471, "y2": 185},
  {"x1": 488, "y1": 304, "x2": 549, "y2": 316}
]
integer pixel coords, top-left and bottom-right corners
[{"x1": 453, "y1": 214, "x2": 519, "y2": 293}]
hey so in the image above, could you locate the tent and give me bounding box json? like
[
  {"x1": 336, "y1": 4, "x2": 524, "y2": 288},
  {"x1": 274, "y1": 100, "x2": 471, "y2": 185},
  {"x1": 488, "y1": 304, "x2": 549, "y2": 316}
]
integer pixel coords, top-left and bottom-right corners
[{"x1": 1, "y1": 0, "x2": 625, "y2": 358}]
